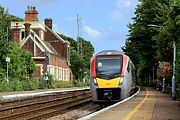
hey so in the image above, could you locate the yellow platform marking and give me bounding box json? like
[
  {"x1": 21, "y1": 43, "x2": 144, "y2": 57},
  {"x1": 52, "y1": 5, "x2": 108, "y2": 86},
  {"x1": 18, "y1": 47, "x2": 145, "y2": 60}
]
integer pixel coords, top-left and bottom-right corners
[{"x1": 122, "y1": 90, "x2": 149, "y2": 120}]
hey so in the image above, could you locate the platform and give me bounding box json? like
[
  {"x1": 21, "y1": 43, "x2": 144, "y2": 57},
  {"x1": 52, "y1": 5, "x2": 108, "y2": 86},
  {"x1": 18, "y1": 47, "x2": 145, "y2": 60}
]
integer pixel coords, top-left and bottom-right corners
[
  {"x1": 0, "y1": 87, "x2": 90, "y2": 100},
  {"x1": 81, "y1": 87, "x2": 180, "y2": 120}
]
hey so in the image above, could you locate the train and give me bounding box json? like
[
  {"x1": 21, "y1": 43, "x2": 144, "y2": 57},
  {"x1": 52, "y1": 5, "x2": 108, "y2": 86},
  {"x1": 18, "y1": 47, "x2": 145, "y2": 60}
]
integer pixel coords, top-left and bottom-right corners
[{"x1": 90, "y1": 50, "x2": 135, "y2": 104}]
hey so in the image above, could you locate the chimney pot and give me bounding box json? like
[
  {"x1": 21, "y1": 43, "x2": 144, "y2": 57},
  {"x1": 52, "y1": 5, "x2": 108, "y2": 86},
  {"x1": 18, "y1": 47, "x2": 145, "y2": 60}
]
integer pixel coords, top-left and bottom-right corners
[
  {"x1": 24, "y1": 23, "x2": 31, "y2": 37},
  {"x1": 25, "y1": 6, "x2": 39, "y2": 21}
]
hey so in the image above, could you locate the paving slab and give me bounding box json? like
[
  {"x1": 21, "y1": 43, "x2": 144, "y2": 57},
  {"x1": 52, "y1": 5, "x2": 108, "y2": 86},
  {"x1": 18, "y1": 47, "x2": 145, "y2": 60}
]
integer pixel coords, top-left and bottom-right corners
[{"x1": 84, "y1": 88, "x2": 180, "y2": 120}]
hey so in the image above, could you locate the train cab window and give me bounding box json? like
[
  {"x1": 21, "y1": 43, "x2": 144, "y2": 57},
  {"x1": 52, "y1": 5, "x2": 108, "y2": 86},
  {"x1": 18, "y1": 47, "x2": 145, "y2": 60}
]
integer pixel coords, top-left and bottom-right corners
[{"x1": 96, "y1": 55, "x2": 122, "y2": 79}]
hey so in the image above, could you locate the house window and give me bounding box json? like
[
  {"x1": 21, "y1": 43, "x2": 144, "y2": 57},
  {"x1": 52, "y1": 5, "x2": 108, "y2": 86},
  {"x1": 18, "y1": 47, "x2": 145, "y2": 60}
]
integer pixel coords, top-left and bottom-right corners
[
  {"x1": 65, "y1": 69, "x2": 69, "y2": 81},
  {"x1": 21, "y1": 31, "x2": 25, "y2": 40},
  {"x1": 50, "y1": 66, "x2": 54, "y2": 75},
  {"x1": 59, "y1": 67, "x2": 62, "y2": 80},
  {"x1": 35, "y1": 64, "x2": 43, "y2": 77},
  {"x1": 55, "y1": 67, "x2": 58, "y2": 80},
  {"x1": 62, "y1": 68, "x2": 64, "y2": 81}
]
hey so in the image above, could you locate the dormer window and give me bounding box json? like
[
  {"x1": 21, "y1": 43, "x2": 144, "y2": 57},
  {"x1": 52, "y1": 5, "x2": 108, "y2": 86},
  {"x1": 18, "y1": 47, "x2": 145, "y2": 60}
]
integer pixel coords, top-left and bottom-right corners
[{"x1": 21, "y1": 30, "x2": 25, "y2": 41}]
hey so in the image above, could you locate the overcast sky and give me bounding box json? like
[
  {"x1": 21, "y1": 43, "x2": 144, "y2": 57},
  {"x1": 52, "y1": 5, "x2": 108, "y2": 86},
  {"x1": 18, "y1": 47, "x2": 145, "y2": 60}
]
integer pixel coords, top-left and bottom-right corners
[{"x1": 0, "y1": 0, "x2": 138, "y2": 54}]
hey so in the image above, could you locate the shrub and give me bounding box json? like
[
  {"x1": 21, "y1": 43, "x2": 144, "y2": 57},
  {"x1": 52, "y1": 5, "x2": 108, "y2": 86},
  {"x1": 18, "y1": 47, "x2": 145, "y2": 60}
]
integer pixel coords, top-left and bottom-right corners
[
  {"x1": 52, "y1": 81, "x2": 74, "y2": 88},
  {"x1": 73, "y1": 79, "x2": 90, "y2": 87}
]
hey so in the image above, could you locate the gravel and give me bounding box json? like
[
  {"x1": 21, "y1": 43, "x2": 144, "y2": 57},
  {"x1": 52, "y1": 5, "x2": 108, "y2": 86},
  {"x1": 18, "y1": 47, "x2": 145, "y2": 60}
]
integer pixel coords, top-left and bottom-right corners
[{"x1": 47, "y1": 103, "x2": 99, "y2": 120}]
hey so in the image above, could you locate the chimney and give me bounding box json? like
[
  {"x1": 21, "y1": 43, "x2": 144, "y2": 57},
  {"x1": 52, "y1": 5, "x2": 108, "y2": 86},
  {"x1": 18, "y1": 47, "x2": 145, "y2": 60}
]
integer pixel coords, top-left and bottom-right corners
[
  {"x1": 25, "y1": 6, "x2": 39, "y2": 21},
  {"x1": 44, "y1": 18, "x2": 53, "y2": 29},
  {"x1": 24, "y1": 23, "x2": 31, "y2": 37}
]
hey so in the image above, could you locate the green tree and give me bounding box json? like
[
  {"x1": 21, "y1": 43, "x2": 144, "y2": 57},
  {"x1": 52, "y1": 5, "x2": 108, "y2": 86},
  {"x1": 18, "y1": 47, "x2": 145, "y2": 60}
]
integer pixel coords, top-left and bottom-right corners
[
  {"x1": 169, "y1": 0, "x2": 180, "y2": 96},
  {"x1": 154, "y1": 0, "x2": 180, "y2": 95},
  {"x1": 0, "y1": 6, "x2": 23, "y2": 62},
  {"x1": 123, "y1": 0, "x2": 180, "y2": 97},
  {"x1": 70, "y1": 50, "x2": 84, "y2": 80},
  {"x1": 0, "y1": 6, "x2": 35, "y2": 83},
  {"x1": 59, "y1": 34, "x2": 94, "y2": 81},
  {"x1": 123, "y1": 0, "x2": 162, "y2": 85},
  {"x1": 79, "y1": 37, "x2": 94, "y2": 69},
  {"x1": 8, "y1": 43, "x2": 36, "y2": 80}
]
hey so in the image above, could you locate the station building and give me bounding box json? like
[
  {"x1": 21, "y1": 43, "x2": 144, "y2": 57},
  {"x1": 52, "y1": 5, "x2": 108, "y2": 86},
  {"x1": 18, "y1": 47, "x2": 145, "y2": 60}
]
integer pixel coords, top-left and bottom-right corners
[{"x1": 10, "y1": 6, "x2": 72, "y2": 81}]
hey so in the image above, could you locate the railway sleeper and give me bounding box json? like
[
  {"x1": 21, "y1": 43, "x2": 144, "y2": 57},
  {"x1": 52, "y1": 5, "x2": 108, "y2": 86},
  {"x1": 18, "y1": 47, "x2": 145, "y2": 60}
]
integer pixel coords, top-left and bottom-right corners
[{"x1": 0, "y1": 93, "x2": 91, "y2": 119}]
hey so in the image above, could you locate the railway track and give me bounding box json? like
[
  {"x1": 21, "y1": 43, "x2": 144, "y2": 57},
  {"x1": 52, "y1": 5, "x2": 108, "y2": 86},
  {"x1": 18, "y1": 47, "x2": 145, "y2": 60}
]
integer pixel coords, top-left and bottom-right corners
[{"x1": 0, "y1": 89, "x2": 91, "y2": 120}]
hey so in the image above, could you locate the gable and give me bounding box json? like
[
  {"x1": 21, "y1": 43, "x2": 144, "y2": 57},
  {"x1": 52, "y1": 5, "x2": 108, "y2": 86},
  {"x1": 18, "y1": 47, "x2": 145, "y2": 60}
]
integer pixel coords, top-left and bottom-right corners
[
  {"x1": 22, "y1": 38, "x2": 34, "y2": 55},
  {"x1": 44, "y1": 25, "x2": 65, "y2": 43},
  {"x1": 20, "y1": 31, "x2": 56, "y2": 54}
]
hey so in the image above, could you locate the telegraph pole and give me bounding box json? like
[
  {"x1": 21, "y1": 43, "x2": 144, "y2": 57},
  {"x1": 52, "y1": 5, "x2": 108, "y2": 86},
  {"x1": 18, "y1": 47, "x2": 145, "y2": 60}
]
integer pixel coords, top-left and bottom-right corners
[{"x1": 77, "y1": 14, "x2": 82, "y2": 55}]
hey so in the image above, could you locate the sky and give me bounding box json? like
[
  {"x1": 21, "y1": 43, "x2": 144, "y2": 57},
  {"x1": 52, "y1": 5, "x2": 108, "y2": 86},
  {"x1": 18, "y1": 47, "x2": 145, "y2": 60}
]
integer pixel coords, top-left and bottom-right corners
[{"x1": 0, "y1": 0, "x2": 139, "y2": 54}]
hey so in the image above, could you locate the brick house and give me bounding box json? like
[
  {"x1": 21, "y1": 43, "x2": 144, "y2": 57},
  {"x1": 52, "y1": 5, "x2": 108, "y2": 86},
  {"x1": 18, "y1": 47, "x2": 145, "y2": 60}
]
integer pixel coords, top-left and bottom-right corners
[{"x1": 10, "y1": 6, "x2": 72, "y2": 81}]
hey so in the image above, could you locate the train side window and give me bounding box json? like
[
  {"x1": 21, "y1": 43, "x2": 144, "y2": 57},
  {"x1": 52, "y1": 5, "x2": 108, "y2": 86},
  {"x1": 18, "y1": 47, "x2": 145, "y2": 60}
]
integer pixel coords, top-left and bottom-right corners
[
  {"x1": 127, "y1": 61, "x2": 130, "y2": 73},
  {"x1": 131, "y1": 64, "x2": 135, "y2": 81}
]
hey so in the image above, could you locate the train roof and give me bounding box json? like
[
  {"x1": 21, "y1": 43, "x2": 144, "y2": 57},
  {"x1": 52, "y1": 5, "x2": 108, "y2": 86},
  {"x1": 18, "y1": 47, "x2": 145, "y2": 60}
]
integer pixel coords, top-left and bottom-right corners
[{"x1": 97, "y1": 50, "x2": 125, "y2": 55}]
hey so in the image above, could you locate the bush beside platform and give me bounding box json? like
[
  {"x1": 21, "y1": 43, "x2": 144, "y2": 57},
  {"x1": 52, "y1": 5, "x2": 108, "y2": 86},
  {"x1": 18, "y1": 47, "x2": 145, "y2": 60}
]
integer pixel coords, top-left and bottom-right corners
[{"x1": 0, "y1": 76, "x2": 90, "y2": 92}]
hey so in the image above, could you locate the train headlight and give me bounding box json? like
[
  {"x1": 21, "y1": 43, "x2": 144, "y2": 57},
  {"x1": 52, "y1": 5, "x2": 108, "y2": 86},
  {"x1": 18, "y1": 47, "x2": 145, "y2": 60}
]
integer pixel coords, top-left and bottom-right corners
[
  {"x1": 93, "y1": 78, "x2": 98, "y2": 86},
  {"x1": 119, "y1": 77, "x2": 124, "y2": 85}
]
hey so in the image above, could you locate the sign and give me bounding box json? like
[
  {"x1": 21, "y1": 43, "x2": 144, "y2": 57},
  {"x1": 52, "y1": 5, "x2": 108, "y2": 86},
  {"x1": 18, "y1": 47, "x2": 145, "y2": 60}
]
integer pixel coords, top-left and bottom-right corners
[
  {"x1": 44, "y1": 72, "x2": 48, "y2": 81},
  {"x1": 45, "y1": 56, "x2": 49, "y2": 65},
  {"x1": 6, "y1": 57, "x2": 10, "y2": 62}
]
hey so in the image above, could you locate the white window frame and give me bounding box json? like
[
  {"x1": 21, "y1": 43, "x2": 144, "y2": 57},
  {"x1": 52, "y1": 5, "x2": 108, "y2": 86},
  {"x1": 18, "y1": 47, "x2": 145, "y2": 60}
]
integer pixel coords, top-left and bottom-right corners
[
  {"x1": 59, "y1": 67, "x2": 62, "y2": 81},
  {"x1": 65, "y1": 69, "x2": 69, "y2": 81},
  {"x1": 20, "y1": 29, "x2": 25, "y2": 41},
  {"x1": 55, "y1": 67, "x2": 58, "y2": 80}
]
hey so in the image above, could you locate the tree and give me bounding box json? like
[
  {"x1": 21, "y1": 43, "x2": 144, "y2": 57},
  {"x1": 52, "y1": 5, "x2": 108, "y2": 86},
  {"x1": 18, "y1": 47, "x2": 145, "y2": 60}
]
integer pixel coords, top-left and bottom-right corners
[
  {"x1": 123, "y1": 0, "x2": 180, "y2": 95},
  {"x1": 59, "y1": 34, "x2": 94, "y2": 81},
  {"x1": 123, "y1": 0, "x2": 162, "y2": 85},
  {"x1": 78, "y1": 37, "x2": 94, "y2": 69},
  {"x1": 8, "y1": 43, "x2": 36, "y2": 80},
  {"x1": 0, "y1": 6, "x2": 35, "y2": 82},
  {"x1": 155, "y1": 0, "x2": 180, "y2": 95},
  {"x1": 169, "y1": 0, "x2": 180, "y2": 95},
  {"x1": 70, "y1": 50, "x2": 84, "y2": 80},
  {"x1": 0, "y1": 6, "x2": 23, "y2": 70}
]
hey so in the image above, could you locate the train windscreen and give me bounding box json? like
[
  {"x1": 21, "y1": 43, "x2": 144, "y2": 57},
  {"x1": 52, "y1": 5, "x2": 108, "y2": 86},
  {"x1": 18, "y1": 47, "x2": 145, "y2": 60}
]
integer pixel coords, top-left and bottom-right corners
[{"x1": 96, "y1": 55, "x2": 122, "y2": 79}]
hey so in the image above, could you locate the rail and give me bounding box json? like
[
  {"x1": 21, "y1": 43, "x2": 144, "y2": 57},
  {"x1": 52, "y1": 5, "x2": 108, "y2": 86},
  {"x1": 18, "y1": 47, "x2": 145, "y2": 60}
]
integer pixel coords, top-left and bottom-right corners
[{"x1": 0, "y1": 88, "x2": 91, "y2": 120}]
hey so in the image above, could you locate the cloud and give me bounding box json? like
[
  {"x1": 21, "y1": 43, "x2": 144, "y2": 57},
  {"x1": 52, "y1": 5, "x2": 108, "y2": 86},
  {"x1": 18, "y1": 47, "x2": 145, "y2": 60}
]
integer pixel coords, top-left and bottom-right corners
[
  {"x1": 52, "y1": 23, "x2": 72, "y2": 36},
  {"x1": 105, "y1": 28, "x2": 121, "y2": 41},
  {"x1": 112, "y1": 10, "x2": 122, "y2": 21},
  {"x1": 52, "y1": 23, "x2": 61, "y2": 33},
  {"x1": 84, "y1": 25, "x2": 103, "y2": 40},
  {"x1": 19, "y1": 0, "x2": 60, "y2": 6},
  {"x1": 111, "y1": 0, "x2": 133, "y2": 21},
  {"x1": 66, "y1": 16, "x2": 77, "y2": 21},
  {"x1": 116, "y1": 0, "x2": 132, "y2": 8}
]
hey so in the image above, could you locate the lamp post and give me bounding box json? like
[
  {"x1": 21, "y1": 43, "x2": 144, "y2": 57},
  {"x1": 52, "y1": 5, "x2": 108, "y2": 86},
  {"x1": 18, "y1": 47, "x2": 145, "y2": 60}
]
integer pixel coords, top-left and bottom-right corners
[
  {"x1": 147, "y1": 24, "x2": 176, "y2": 99},
  {"x1": 6, "y1": 57, "x2": 10, "y2": 84},
  {"x1": 6, "y1": 27, "x2": 10, "y2": 84},
  {"x1": 172, "y1": 41, "x2": 176, "y2": 100}
]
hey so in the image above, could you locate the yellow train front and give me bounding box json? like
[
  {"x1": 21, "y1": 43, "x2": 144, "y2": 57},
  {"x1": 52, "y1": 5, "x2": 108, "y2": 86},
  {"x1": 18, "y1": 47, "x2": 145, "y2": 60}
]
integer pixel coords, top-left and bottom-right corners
[{"x1": 90, "y1": 50, "x2": 135, "y2": 103}]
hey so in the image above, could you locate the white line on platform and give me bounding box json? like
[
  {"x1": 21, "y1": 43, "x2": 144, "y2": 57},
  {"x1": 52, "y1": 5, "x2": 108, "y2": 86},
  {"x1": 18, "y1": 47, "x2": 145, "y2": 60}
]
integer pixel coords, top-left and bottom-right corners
[
  {"x1": 1, "y1": 88, "x2": 90, "y2": 100},
  {"x1": 78, "y1": 87, "x2": 140, "y2": 120}
]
